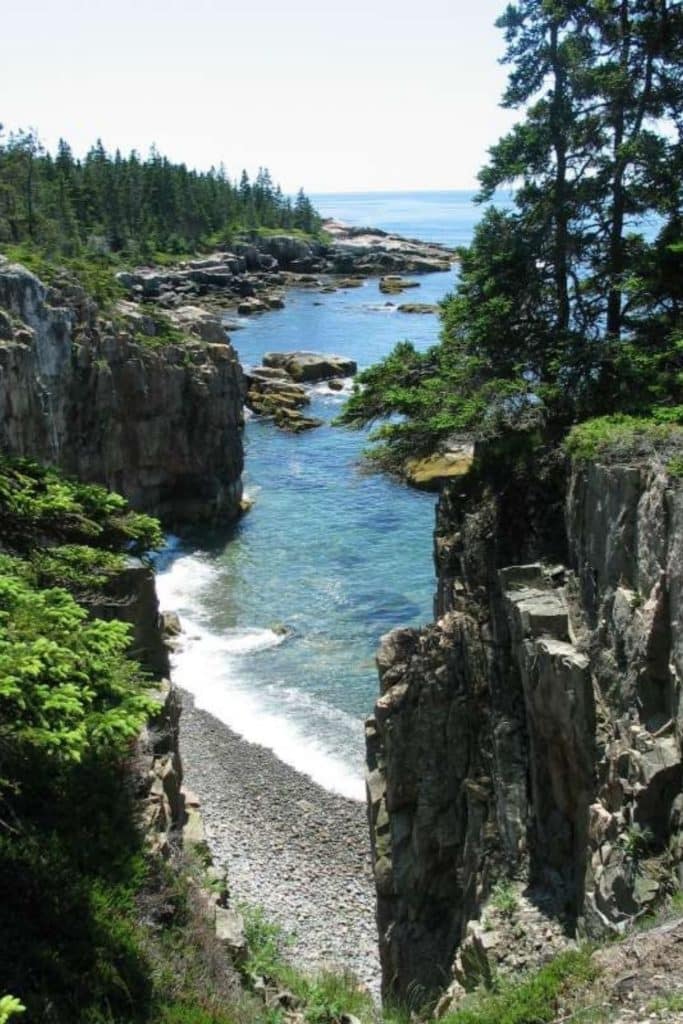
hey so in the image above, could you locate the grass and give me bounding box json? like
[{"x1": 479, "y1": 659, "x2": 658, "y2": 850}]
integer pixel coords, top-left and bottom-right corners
[
  {"x1": 647, "y1": 993, "x2": 683, "y2": 1013},
  {"x1": 564, "y1": 414, "x2": 683, "y2": 464},
  {"x1": 2, "y1": 241, "x2": 125, "y2": 310},
  {"x1": 440, "y1": 947, "x2": 599, "y2": 1024},
  {"x1": 489, "y1": 881, "x2": 518, "y2": 920},
  {"x1": 240, "y1": 903, "x2": 375, "y2": 1024}
]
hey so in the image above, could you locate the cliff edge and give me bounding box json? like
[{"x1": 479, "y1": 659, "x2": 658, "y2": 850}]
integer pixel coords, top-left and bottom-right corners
[
  {"x1": 0, "y1": 257, "x2": 244, "y2": 524},
  {"x1": 367, "y1": 440, "x2": 683, "y2": 1005}
]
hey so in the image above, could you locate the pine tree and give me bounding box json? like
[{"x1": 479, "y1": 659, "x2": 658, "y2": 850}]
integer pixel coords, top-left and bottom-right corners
[{"x1": 341, "y1": 0, "x2": 683, "y2": 462}]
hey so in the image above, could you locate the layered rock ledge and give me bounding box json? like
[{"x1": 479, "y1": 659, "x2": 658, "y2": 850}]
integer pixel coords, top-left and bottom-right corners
[
  {"x1": 366, "y1": 443, "x2": 683, "y2": 1005},
  {"x1": 0, "y1": 258, "x2": 244, "y2": 524}
]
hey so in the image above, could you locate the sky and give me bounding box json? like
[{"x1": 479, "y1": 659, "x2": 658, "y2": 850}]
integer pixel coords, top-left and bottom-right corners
[{"x1": 2, "y1": 0, "x2": 518, "y2": 193}]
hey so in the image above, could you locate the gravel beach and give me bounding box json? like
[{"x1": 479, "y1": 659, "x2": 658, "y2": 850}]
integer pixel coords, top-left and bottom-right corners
[{"x1": 178, "y1": 690, "x2": 382, "y2": 994}]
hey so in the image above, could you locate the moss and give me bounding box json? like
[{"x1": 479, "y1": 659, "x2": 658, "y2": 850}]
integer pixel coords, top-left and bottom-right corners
[{"x1": 564, "y1": 415, "x2": 683, "y2": 463}]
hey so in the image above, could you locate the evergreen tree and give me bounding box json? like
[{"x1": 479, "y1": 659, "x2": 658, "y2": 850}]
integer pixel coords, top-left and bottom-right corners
[
  {"x1": 0, "y1": 135, "x2": 320, "y2": 255},
  {"x1": 341, "y1": 0, "x2": 683, "y2": 465}
]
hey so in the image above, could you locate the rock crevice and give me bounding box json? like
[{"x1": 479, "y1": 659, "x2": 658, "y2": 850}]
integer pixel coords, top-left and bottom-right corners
[{"x1": 367, "y1": 450, "x2": 683, "y2": 1003}]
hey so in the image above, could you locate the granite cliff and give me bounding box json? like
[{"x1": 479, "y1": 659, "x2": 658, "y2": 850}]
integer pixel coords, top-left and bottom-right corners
[
  {"x1": 0, "y1": 257, "x2": 244, "y2": 524},
  {"x1": 366, "y1": 440, "x2": 683, "y2": 1005}
]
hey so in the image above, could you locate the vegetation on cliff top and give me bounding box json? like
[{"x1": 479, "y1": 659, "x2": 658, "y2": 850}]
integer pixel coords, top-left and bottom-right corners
[{"x1": 341, "y1": 0, "x2": 683, "y2": 472}]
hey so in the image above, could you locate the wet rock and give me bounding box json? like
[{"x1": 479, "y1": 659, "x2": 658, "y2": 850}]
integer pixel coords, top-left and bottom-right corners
[
  {"x1": 397, "y1": 303, "x2": 438, "y2": 314},
  {"x1": 378, "y1": 275, "x2": 420, "y2": 294},
  {"x1": 262, "y1": 350, "x2": 357, "y2": 382}
]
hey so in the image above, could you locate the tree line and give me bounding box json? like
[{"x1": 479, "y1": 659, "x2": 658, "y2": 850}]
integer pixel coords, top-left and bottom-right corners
[
  {"x1": 0, "y1": 129, "x2": 321, "y2": 259},
  {"x1": 342, "y1": 0, "x2": 683, "y2": 467}
]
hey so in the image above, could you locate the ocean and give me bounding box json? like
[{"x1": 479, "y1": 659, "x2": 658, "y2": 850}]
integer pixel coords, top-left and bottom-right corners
[{"x1": 155, "y1": 191, "x2": 483, "y2": 800}]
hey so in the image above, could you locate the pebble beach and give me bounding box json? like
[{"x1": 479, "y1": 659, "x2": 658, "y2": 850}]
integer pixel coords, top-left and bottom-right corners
[{"x1": 178, "y1": 690, "x2": 382, "y2": 994}]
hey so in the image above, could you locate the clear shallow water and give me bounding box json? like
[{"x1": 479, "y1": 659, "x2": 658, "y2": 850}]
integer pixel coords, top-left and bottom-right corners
[{"x1": 156, "y1": 194, "x2": 477, "y2": 800}]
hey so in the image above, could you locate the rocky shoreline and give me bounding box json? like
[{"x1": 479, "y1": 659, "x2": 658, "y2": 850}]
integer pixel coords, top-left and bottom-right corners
[
  {"x1": 178, "y1": 691, "x2": 382, "y2": 996},
  {"x1": 114, "y1": 220, "x2": 454, "y2": 315}
]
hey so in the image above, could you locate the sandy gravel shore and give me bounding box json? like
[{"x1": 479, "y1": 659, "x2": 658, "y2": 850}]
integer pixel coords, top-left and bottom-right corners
[{"x1": 178, "y1": 691, "x2": 381, "y2": 994}]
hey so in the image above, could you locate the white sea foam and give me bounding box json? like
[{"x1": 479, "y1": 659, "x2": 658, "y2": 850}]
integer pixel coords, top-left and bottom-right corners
[
  {"x1": 155, "y1": 552, "x2": 366, "y2": 802},
  {"x1": 310, "y1": 377, "x2": 355, "y2": 400}
]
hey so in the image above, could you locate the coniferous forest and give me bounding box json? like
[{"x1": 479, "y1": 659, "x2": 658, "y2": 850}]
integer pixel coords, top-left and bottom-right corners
[{"x1": 0, "y1": 128, "x2": 321, "y2": 259}]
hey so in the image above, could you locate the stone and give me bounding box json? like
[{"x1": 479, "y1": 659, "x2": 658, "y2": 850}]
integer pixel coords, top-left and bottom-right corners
[
  {"x1": 397, "y1": 303, "x2": 438, "y2": 314},
  {"x1": 262, "y1": 350, "x2": 357, "y2": 382},
  {"x1": 368, "y1": 449, "x2": 683, "y2": 1003},
  {"x1": 215, "y1": 906, "x2": 248, "y2": 964},
  {"x1": 378, "y1": 276, "x2": 420, "y2": 294},
  {"x1": 0, "y1": 262, "x2": 245, "y2": 526},
  {"x1": 161, "y1": 610, "x2": 182, "y2": 638},
  {"x1": 0, "y1": 309, "x2": 12, "y2": 339},
  {"x1": 404, "y1": 446, "x2": 474, "y2": 490}
]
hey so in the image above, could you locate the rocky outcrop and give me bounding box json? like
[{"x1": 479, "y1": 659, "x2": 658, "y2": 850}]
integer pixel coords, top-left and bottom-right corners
[
  {"x1": 244, "y1": 368, "x2": 322, "y2": 433},
  {"x1": 113, "y1": 227, "x2": 454, "y2": 312},
  {"x1": 262, "y1": 351, "x2": 357, "y2": 382},
  {"x1": 378, "y1": 276, "x2": 420, "y2": 295},
  {"x1": 0, "y1": 259, "x2": 244, "y2": 524},
  {"x1": 244, "y1": 351, "x2": 355, "y2": 433},
  {"x1": 366, "y1": 444, "x2": 683, "y2": 1003}
]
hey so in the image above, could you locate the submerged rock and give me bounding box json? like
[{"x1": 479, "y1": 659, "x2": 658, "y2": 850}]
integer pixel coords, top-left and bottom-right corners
[{"x1": 397, "y1": 302, "x2": 438, "y2": 314}]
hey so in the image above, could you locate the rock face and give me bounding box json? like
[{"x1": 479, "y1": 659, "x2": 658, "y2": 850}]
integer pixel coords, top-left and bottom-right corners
[
  {"x1": 0, "y1": 259, "x2": 244, "y2": 524},
  {"x1": 366, "y1": 445, "x2": 683, "y2": 1003}
]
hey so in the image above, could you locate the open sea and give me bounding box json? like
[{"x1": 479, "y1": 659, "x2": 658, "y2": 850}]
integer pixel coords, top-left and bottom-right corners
[{"x1": 155, "y1": 191, "x2": 484, "y2": 800}]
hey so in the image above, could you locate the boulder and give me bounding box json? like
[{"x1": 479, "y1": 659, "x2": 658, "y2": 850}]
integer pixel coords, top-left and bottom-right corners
[
  {"x1": 379, "y1": 276, "x2": 420, "y2": 294},
  {"x1": 262, "y1": 350, "x2": 357, "y2": 382},
  {"x1": 215, "y1": 906, "x2": 248, "y2": 964},
  {"x1": 238, "y1": 297, "x2": 269, "y2": 315},
  {"x1": 404, "y1": 446, "x2": 474, "y2": 490},
  {"x1": 397, "y1": 303, "x2": 438, "y2": 314}
]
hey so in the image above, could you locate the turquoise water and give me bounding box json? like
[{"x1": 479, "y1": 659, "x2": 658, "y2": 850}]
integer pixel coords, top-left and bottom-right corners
[{"x1": 156, "y1": 192, "x2": 476, "y2": 800}]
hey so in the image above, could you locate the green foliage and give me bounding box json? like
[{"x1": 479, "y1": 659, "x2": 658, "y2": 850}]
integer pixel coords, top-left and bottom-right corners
[
  {"x1": 0, "y1": 565, "x2": 156, "y2": 763},
  {"x1": 441, "y1": 947, "x2": 598, "y2": 1024},
  {"x1": 341, "y1": 0, "x2": 683, "y2": 469},
  {"x1": 0, "y1": 129, "x2": 321, "y2": 269},
  {"x1": 1, "y1": 242, "x2": 124, "y2": 308},
  {"x1": 290, "y1": 970, "x2": 374, "y2": 1024},
  {"x1": 619, "y1": 824, "x2": 655, "y2": 861},
  {"x1": 31, "y1": 544, "x2": 125, "y2": 595},
  {"x1": 0, "y1": 457, "x2": 163, "y2": 555},
  {"x1": 241, "y1": 903, "x2": 289, "y2": 980},
  {"x1": 564, "y1": 416, "x2": 683, "y2": 463},
  {"x1": 647, "y1": 993, "x2": 683, "y2": 1014},
  {"x1": 0, "y1": 997, "x2": 25, "y2": 1024},
  {"x1": 489, "y1": 881, "x2": 518, "y2": 920},
  {"x1": 240, "y1": 904, "x2": 373, "y2": 1024}
]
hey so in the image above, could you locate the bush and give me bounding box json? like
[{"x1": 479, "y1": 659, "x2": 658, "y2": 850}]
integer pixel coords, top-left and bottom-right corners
[
  {"x1": 564, "y1": 415, "x2": 683, "y2": 463},
  {"x1": 442, "y1": 947, "x2": 598, "y2": 1024}
]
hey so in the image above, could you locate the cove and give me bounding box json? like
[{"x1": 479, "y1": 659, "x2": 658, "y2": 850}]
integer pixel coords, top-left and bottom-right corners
[{"x1": 156, "y1": 256, "x2": 458, "y2": 800}]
